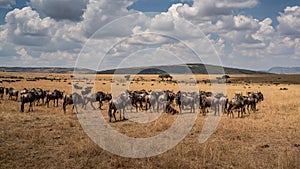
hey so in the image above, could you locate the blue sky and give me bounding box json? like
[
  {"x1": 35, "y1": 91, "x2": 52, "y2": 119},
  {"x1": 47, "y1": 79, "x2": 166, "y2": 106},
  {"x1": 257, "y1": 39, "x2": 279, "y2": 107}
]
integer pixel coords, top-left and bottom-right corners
[{"x1": 1, "y1": 0, "x2": 300, "y2": 70}]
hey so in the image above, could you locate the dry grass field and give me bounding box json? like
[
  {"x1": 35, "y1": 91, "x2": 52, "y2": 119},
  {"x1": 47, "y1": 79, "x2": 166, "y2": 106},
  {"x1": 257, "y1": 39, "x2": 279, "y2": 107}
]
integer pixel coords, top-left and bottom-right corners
[{"x1": 0, "y1": 72, "x2": 300, "y2": 169}]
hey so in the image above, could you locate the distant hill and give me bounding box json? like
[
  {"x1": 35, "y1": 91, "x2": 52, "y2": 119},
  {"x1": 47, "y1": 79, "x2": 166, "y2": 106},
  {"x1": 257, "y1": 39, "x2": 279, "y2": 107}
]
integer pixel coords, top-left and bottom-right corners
[
  {"x1": 0, "y1": 67, "x2": 94, "y2": 74},
  {"x1": 0, "y1": 64, "x2": 266, "y2": 74},
  {"x1": 267, "y1": 67, "x2": 300, "y2": 74},
  {"x1": 97, "y1": 64, "x2": 266, "y2": 74}
]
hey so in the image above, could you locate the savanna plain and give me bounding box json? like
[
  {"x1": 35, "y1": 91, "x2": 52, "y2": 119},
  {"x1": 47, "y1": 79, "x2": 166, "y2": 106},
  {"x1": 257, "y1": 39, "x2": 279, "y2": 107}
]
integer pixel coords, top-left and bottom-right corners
[{"x1": 0, "y1": 72, "x2": 300, "y2": 169}]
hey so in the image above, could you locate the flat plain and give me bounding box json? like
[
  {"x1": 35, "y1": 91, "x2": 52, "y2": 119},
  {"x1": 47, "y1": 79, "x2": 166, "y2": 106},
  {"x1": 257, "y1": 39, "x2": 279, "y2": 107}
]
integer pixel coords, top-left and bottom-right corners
[{"x1": 0, "y1": 72, "x2": 300, "y2": 169}]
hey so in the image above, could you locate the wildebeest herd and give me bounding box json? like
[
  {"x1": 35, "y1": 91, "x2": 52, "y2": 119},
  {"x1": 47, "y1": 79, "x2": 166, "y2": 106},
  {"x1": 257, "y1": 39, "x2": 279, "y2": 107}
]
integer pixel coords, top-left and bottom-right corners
[{"x1": 0, "y1": 86, "x2": 264, "y2": 122}]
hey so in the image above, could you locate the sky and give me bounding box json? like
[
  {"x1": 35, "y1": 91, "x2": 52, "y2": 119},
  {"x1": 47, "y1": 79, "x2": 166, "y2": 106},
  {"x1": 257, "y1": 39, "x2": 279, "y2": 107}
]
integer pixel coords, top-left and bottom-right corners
[{"x1": 0, "y1": 0, "x2": 300, "y2": 71}]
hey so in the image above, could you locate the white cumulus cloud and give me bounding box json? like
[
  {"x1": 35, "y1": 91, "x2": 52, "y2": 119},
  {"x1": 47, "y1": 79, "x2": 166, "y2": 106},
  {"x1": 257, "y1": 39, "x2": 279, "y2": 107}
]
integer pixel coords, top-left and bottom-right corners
[{"x1": 0, "y1": 0, "x2": 15, "y2": 8}]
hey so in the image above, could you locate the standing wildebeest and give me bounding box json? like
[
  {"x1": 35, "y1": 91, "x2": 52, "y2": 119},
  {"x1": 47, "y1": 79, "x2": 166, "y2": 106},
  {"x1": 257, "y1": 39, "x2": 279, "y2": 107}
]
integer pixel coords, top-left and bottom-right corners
[
  {"x1": 107, "y1": 92, "x2": 131, "y2": 122},
  {"x1": 175, "y1": 91, "x2": 196, "y2": 114},
  {"x1": 144, "y1": 90, "x2": 159, "y2": 112},
  {"x1": 46, "y1": 89, "x2": 64, "y2": 107},
  {"x1": 129, "y1": 90, "x2": 149, "y2": 112},
  {"x1": 199, "y1": 93, "x2": 220, "y2": 116},
  {"x1": 219, "y1": 95, "x2": 228, "y2": 114},
  {"x1": 63, "y1": 93, "x2": 84, "y2": 114},
  {"x1": 34, "y1": 88, "x2": 47, "y2": 106},
  {"x1": 20, "y1": 91, "x2": 36, "y2": 112},
  {"x1": 6, "y1": 87, "x2": 19, "y2": 101},
  {"x1": 83, "y1": 91, "x2": 112, "y2": 110},
  {"x1": 247, "y1": 91, "x2": 264, "y2": 111},
  {"x1": 227, "y1": 93, "x2": 245, "y2": 118}
]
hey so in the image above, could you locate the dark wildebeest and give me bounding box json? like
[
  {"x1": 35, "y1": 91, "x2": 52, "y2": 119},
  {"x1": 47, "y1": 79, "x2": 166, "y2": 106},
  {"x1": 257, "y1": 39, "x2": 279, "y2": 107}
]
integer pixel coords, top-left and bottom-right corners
[
  {"x1": 247, "y1": 91, "x2": 264, "y2": 111},
  {"x1": 6, "y1": 87, "x2": 19, "y2": 101},
  {"x1": 227, "y1": 93, "x2": 245, "y2": 118},
  {"x1": 107, "y1": 92, "x2": 131, "y2": 122},
  {"x1": 176, "y1": 91, "x2": 195, "y2": 114},
  {"x1": 84, "y1": 91, "x2": 112, "y2": 110},
  {"x1": 63, "y1": 93, "x2": 84, "y2": 114},
  {"x1": 46, "y1": 89, "x2": 64, "y2": 107},
  {"x1": 33, "y1": 88, "x2": 47, "y2": 106},
  {"x1": 20, "y1": 91, "x2": 36, "y2": 112},
  {"x1": 199, "y1": 93, "x2": 220, "y2": 116},
  {"x1": 129, "y1": 90, "x2": 149, "y2": 112},
  {"x1": 241, "y1": 95, "x2": 256, "y2": 114}
]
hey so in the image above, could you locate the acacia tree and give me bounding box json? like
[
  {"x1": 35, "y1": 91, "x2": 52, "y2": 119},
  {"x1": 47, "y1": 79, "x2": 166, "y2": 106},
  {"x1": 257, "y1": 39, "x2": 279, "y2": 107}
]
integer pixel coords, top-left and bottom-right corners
[
  {"x1": 222, "y1": 75, "x2": 230, "y2": 83},
  {"x1": 158, "y1": 73, "x2": 173, "y2": 81}
]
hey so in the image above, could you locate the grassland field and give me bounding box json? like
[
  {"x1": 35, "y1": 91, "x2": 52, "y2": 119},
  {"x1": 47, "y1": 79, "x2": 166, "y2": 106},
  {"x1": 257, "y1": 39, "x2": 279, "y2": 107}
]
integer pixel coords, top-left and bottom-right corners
[{"x1": 0, "y1": 72, "x2": 300, "y2": 169}]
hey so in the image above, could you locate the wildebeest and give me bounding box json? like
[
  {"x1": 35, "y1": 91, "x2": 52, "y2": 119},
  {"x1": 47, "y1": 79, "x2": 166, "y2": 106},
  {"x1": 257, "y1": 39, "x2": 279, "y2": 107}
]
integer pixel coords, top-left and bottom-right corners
[
  {"x1": 107, "y1": 92, "x2": 131, "y2": 122},
  {"x1": 27, "y1": 88, "x2": 47, "y2": 106},
  {"x1": 227, "y1": 93, "x2": 245, "y2": 118},
  {"x1": 63, "y1": 92, "x2": 84, "y2": 114},
  {"x1": 6, "y1": 87, "x2": 19, "y2": 101},
  {"x1": 199, "y1": 93, "x2": 220, "y2": 116},
  {"x1": 176, "y1": 91, "x2": 196, "y2": 114},
  {"x1": 46, "y1": 89, "x2": 64, "y2": 107},
  {"x1": 247, "y1": 91, "x2": 264, "y2": 111},
  {"x1": 219, "y1": 95, "x2": 228, "y2": 114},
  {"x1": 20, "y1": 91, "x2": 36, "y2": 112},
  {"x1": 83, "y1": 91, "x2": 112, "y2": 110},
  {"x1": 144, "y1": 90, "x2": 159, "y2": 112},
  {"x1": 129, "y1": 90, "x2": 149, "y2": 112}
]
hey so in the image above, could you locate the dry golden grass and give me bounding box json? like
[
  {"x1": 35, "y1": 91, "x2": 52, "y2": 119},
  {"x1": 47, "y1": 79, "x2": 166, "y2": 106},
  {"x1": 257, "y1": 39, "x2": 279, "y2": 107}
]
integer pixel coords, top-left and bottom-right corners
[{"x1": 0, "y1": 72, "x2": 300, "y2": 169}]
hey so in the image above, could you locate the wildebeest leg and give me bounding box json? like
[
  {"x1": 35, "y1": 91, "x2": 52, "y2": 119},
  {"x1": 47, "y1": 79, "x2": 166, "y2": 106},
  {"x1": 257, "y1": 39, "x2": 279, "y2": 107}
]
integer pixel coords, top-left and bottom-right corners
[
  {"x1": 238, "y1": 109, "x2": 243, "y2": 118},
  {"x1": 217, "y1": 105, "x2": 220, "y2": 116},
  {"x1": 21, "y1": 103, "x2": 24, "y2": 112},
  {"x1": 63, "y1": 103, "x2": 67, "y2": 114},
  {"x1": 146, "y1": 102, "x2": 150, "y2": 112},
  {"x1": 113, "y1": 109, "x2": 117, "y2": 122},
  {"x1": 90, "y1": 101, "x2": 96, "y2": 110},
  {"x1": 28, "y1": 102, "x2": 32, "y2": 112},
  {"x1": 72, "y1": 105, "x2": 76, "y2": 114},
  {"x1": 98, "y1": 101, "x2": 102, "y2": 110},
  {"x1": 122, "y1": 108, "x2": 127, "y2": 120},
  {"x1": 192, "y1": 104, "x2": 195, "y2": 113},
  {"x1": 108, "y1": 108, "x2": 112, "y2": 122},
  {"x1": 253, "y1": 102, "x2": 257, "y2": 111},
  {"x1": 178, "y1": 103, "x2": 182, "y2": 114}
]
